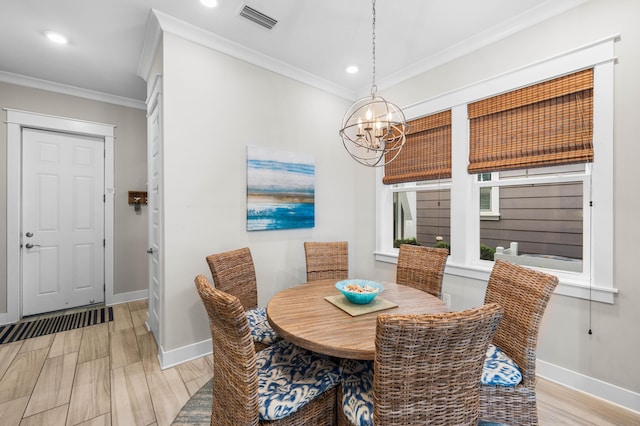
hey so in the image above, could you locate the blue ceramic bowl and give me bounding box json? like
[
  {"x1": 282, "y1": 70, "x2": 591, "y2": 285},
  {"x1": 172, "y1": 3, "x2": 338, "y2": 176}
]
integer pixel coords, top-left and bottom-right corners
[{"x1": 335, "y1": 279, "x2": 384, "y2": 305}]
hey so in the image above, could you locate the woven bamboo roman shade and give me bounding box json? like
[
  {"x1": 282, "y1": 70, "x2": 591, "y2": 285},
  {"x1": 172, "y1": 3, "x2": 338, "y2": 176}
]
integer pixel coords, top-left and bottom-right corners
[
  {"x1": 383, "y1": 110, "x2": 451, "y2": 185},
  {"x1": 467, "y1": 68, "x2": 593, "y2": 174}
]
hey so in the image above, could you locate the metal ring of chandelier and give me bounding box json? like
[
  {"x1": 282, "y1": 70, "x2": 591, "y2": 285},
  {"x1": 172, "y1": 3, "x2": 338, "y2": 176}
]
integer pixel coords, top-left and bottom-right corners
[{"x1": 339, "y1": 93, "x2": 409, "y2": 167}]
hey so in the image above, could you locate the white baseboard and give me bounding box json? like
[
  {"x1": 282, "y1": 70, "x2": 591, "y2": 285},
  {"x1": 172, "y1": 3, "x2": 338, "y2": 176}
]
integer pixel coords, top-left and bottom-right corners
[
  {"x1": 108, "y1": 289, "x2": 148, "y2": 306},
  {"x1": 158, "y1": 338, "x2": 212, "y2": 370},
  {"x1": 537, "y1": 359, "x2": 640, "y2": 414}
]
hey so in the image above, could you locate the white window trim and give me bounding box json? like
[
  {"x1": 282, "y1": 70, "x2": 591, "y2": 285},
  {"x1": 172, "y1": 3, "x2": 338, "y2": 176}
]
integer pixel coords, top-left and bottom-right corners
[{"x1": 375, "y1": 35, "x2": 619, "y2": 304}]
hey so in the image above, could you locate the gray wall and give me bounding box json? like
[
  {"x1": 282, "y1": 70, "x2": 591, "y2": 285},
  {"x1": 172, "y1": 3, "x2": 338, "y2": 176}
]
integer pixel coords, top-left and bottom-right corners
[{"x1": 0, "y1": 82, "x2": 148, "y2": 312}]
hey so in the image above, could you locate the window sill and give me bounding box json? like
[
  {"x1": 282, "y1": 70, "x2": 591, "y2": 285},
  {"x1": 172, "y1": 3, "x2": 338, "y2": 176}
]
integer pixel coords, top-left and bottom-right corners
[
  {"x1": 374, "y1": 251, "x2": 618, "y2": 304},
  {"x1": 480, "y1": 213, "x2": 501, "y2": 221}
]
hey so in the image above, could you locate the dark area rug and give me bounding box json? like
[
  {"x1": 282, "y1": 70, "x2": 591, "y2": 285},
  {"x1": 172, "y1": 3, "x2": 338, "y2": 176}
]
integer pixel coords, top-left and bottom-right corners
[
  {"x1": 0, "y1": 306, "x2": 113, "y2": 344},
  {"x1": 172, "y1": 379, "x2": 212, "y2": 425}
]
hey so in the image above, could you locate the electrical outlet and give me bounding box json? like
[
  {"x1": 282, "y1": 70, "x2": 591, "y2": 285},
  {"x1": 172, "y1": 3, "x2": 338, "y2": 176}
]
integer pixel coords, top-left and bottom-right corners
[{"x1": 442, "y1": 293, "x2": 451, "y2": 308}]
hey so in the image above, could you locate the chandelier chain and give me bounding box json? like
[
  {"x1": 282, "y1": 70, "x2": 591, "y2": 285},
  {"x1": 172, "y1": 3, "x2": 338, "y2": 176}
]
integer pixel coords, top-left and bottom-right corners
[{"x1": 371, "y1": 0, "x2": 377, "y2": 96}]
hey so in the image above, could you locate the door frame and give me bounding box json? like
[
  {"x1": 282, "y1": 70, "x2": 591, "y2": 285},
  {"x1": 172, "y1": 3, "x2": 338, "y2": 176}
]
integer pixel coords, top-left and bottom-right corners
[{"x1": 4, "y1": 109, "x2": 115, "y2": 324}]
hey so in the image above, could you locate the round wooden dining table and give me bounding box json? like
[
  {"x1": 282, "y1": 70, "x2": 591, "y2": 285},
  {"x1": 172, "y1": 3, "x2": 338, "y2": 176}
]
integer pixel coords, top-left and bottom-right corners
[{"x1": 266, "y1": 279, "x2": 449, "y2": 360}]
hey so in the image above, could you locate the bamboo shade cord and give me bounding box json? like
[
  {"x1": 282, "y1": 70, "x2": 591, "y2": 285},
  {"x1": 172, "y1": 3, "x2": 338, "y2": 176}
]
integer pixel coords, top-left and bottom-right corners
[
  {"x1": 468, "y1": 68, "x2": 593, "y2": 174},
  {"x1": 383, "y1": 109, "x2": 452, "y2": 185}
]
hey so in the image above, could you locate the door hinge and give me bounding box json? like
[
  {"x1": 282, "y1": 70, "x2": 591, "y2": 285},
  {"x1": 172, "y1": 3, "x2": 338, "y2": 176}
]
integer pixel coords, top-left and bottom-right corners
[
  {"x1": 103, "y1": 194, "x2": 106, "y2": 203},
  {"x1": 103, "y1": 239, "x2": 106, "y2": 247},
  {"x1": 104, "y1": 283, "x2": 105, "y2": 291}
]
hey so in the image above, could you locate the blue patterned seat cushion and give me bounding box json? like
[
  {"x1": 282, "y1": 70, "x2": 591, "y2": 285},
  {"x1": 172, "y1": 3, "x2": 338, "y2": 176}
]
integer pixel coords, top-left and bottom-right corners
[
  {"x1": 340, "y1": 359, "x2": 374, "y2": 426},
  {"x1": 246, "y1": 307, "x2": 280, "y2": 345},
  {"x1": 257, "y1": 340, "x2": 341, "y2": 421},
  {"x1": 482, "y1": 344, "x2": 522, "y2": 386}
]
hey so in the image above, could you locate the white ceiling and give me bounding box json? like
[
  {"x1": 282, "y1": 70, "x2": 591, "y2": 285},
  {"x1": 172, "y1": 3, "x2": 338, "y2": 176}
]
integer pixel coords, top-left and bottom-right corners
[{"x1": 0, "y1": 0, "x2": 588, "y2": 106}]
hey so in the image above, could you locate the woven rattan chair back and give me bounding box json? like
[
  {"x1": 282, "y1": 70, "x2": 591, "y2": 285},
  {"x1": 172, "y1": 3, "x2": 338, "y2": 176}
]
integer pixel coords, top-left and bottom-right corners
[
  {"x1": 195, "y1": 274, "x2": 338, "y2": 425},
  {"x1": 373, "y1": 303, "x2": 503, "y2": 425},
  {"x1": 395, "y1": 244, "x2": 449, "y2": 298},
  {"x1": 479, "y1": 259, "x2": 559, "y2": 425},
  {"x1": 304, "y1": 241, "x2": 349, "y2": 282},
  {"x1": 206, "y1": 247, "x2": 258, "y2": 312},
  {"x1": 194, "y1": 274, "x2": 260, "y2": 425}
]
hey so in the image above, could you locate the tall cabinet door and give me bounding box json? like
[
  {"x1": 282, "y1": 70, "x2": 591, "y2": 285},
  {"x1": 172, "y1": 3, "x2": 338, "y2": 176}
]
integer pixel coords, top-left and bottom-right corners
[{"x1": 147, "y1": 76, "x2": 164, "y2": 346}]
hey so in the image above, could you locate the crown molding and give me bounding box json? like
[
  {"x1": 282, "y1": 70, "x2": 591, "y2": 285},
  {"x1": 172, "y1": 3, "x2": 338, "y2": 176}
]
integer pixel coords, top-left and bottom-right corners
[
  {"x1": 136, "y1": 9, "x2": 163, "y2": 85},
  {"x1": 139, "y1": 9, "x2": 356, "y2": 101},
  {"x1": 0, "y1": 70, "x2": 145, "y2": 110},
  {"x1": 374, "y1": 0, "x2": 591, "y2": 95}
]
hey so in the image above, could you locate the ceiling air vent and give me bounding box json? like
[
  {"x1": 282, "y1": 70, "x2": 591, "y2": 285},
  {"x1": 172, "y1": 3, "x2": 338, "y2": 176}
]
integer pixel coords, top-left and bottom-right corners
[{"x1": 239, "y1": 4, "x2": 278, "y2": 30}]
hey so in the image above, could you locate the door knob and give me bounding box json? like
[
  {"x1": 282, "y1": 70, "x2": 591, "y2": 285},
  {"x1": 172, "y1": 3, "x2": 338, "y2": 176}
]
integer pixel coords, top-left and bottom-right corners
[
  {"x1": 25, "y1": 232, "x2": 33, "y2": 237},
  {"x1": 147, "y1": 248, "x2": 154, "y2": 254},
  {"x1": 25, "y1": 243, "x2": 40, "y2": 249}
]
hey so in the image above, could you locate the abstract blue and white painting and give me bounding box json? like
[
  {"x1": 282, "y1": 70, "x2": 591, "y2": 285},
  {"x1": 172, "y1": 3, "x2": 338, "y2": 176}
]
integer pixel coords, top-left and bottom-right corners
[{"x1": 247, "y1": 146, "x2": 315, "y2": 231}]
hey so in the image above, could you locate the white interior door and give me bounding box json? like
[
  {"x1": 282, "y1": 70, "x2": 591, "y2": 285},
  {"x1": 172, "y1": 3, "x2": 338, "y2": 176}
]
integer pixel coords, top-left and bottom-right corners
[
  {"x1": 22, "y1": 128, "x2": 105, "y2": 316},
  {"x1": 147, "y1": 78, "x2": 163, "y2": 343}
]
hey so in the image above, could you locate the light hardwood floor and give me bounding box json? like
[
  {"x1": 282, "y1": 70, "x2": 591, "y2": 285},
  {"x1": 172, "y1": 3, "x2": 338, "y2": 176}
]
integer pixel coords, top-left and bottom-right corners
[
  {"x1": 0, "y1": 300, "x2": 638, "y2": 425},
  {"x1": 0, "y1": 300, "x2": 212, "y2": 426}
]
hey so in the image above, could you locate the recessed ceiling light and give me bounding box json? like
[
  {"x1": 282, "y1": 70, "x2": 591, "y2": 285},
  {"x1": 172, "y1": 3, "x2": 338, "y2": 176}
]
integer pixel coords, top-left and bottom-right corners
[
  {"x1": 346, "y1": 65, "x2": 359, "y2": 74},
  {"x1": 44, "y1": 31, "x2": 68, "y2": 45},
  {"x1": 200, "y1": 0, "x2": 220, "y2": 8}
]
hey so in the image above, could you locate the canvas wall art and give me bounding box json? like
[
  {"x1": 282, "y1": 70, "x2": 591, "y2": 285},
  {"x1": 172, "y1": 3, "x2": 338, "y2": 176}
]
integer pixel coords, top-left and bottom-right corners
[{"x1": 247, "y1": 146, "x2": 315, "y2": 231}]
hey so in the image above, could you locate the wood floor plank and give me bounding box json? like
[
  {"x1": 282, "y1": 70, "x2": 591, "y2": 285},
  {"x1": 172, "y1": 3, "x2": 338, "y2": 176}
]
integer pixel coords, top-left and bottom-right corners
[
  {"x1": 0, "y1": 341, "x2": 23, "y2": 380},
  {"x1": 66, "y1": 356, "x2": 110, "y2": 425},
  {"x1": 18, "y1": 334, "x2": 53, "y2": 354},
  {"x1": 537, "y1": 378, "x2": 640, "y2": 425},
  {"x1": 176, "y1": 356, "x2": 213, "y2": 384},
  {"x1": 136, "y1": 332, "x2": 161, "y2": 375},
  {"x1": 0, "y1": 347, "x2": 48, "y2": 403},
  {"x1": 130, "y1": 309, "x2": 149, "y2": 336},
  {"x1": 110, "y1": 328, "x2": 141, "y2": 370},
  {"x1": 184, "y1": 372, "x2": 212, "y2": 397},
  {"x1": 111, "y1": 361, "x2": 155, "y2": 426},
  {"x1": 0, "y1": 395, "x2": 29, "y2": 426},
  {"x1": 21, "y1": 404, "x2": 68, "y2": 426},
  {"x1": 24, "y1": 352, "x2": 78, "y2": 417},
  {"x1": 76, "y1": 412, "x2": 111, "y2": 426},
  {"x1": 77, "y1": 324, "x2": 109, "y2": 364},
  {"x1": 109, "y1": 304, "x2": 133, "y2": 333},
  {"x1": 146, "y1": 368, "x2": 190, "y2": 426},
  {"x1": 48, "y1": 329, "x2": 83, "y2": 358},
  {"x1": 127, "y1": 300, "x2": 148, "y2": 312}
]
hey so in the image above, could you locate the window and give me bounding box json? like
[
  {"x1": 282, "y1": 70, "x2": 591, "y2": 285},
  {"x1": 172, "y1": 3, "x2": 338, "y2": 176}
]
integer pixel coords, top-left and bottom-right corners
[
  {"x1": 469, "y1": 69, "x2": 593, "y2": 270},
  {"x1": 478, "y1": 172, "x2": 500, "y2": 219},
  {"x1": 392, "y1": 182, "x2": 451, "y2": 249},
  {"x1": 478, "y1": 164, "x2": 586, "y2": 272},
  {"x1": 375, "y1": 36, "x2": 617, "y2": 303},
  {"x1": 383, "y1": 110, "x2": 452, "y2": 250}
]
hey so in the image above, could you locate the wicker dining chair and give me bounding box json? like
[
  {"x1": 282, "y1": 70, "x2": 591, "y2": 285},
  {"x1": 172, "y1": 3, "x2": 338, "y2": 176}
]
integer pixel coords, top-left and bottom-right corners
[
  {"x1": 396, "y1": 244, "x2": 449, "y2": 298},
  {"x1": 479, "y1": 260, "x2": 559, "y2": 425},
  {"x1": 338, "y1": 303, "x2": 503, "y2": 426},
  {"x1": 206, "y1": 247, "x2": 279, "y2": 352},
  {"x1": 194, "y1": 275, "x2": 340, "y2": 425},
  {"x1": 304, "y1": 241, "x2": 349, "y2": 282}
]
